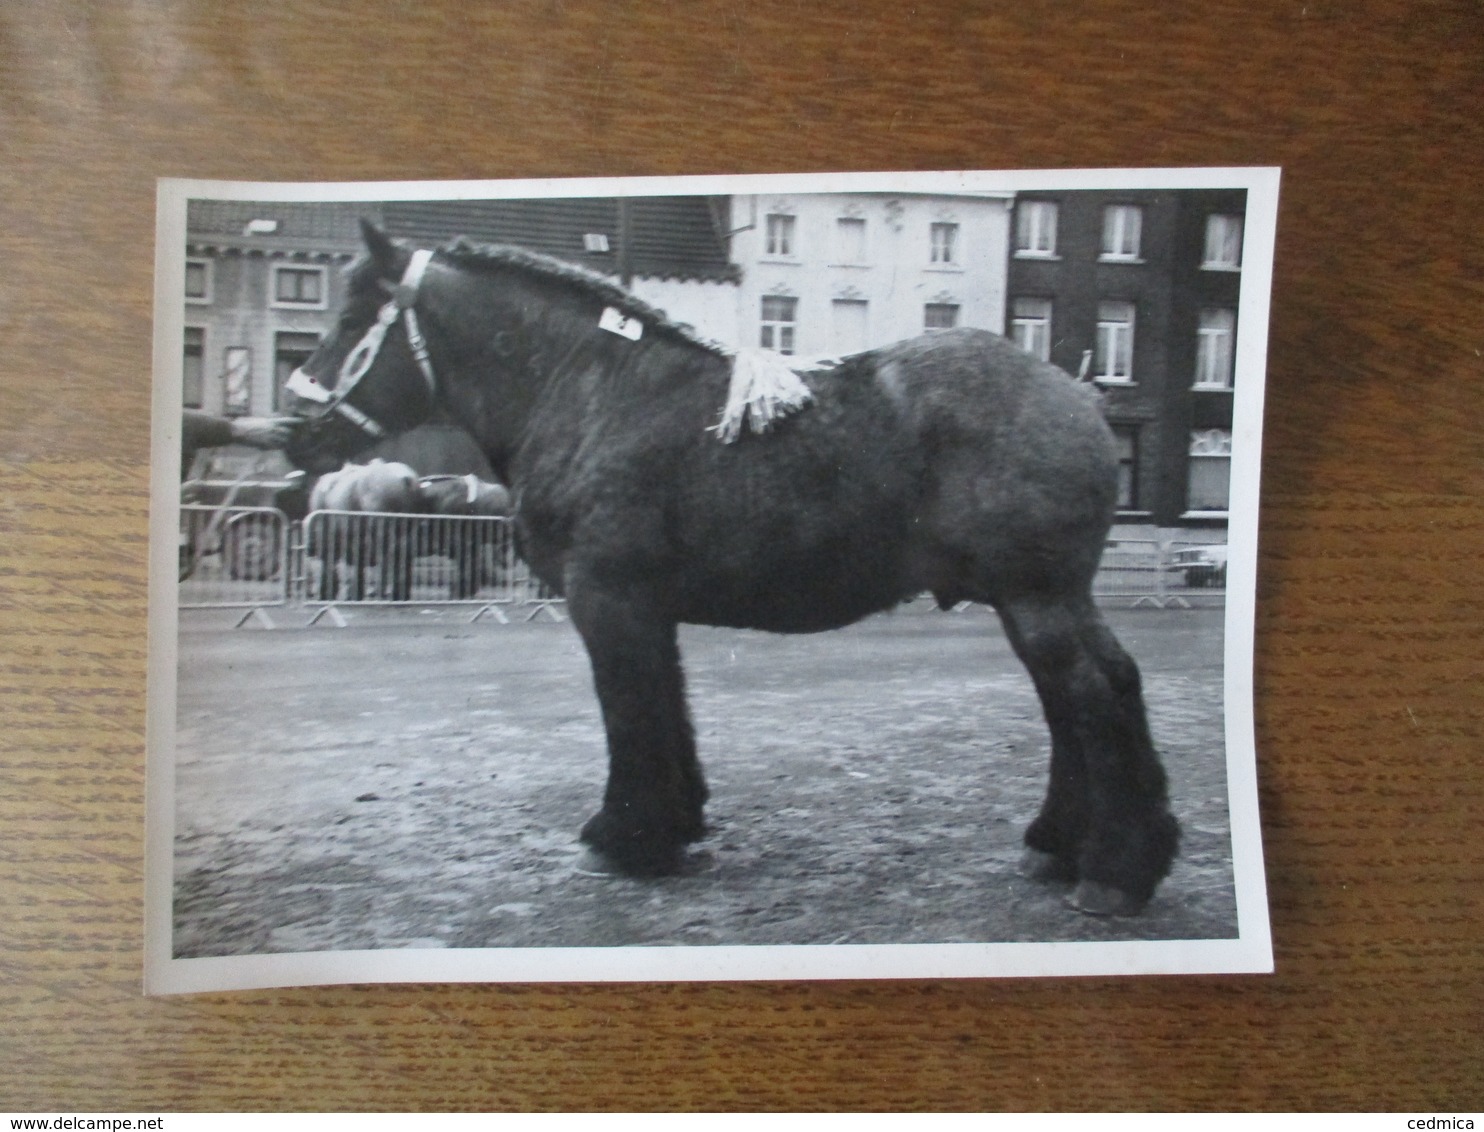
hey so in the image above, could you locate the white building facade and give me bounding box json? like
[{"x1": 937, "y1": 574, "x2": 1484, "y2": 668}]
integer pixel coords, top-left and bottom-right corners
[{"x1": 725, "y1": 192, "x2": 1014, "y2": 360}]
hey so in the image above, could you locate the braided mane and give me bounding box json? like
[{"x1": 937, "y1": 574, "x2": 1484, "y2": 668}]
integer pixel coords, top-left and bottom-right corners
[
  {"x1": 425, "y1": 237, "x2": 818, "y2": 442},
  {"x1": 437, "y1": 238, "x2": 730, "y2": 359}
]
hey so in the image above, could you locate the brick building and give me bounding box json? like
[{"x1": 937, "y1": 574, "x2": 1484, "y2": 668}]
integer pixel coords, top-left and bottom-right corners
[{"x1": 1006, "y1": 188, "x2": 1245, "y2": 533}]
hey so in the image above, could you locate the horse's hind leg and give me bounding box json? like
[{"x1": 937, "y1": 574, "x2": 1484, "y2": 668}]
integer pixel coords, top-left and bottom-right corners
[
  {"x1": 565, "y1": 582, "x2": 709, "y2": 875},
  {"x1": 996, "y1": 593, "x2": 1179, "y2": 914}
]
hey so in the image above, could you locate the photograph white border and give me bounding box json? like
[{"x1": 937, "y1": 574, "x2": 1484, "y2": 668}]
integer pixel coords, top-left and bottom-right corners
[{"x1": 146, "y1": 167, "x2": 1279, "y2": 993}]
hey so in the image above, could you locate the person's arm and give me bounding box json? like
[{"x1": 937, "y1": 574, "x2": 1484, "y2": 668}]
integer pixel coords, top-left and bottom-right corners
[
  {"x1": 182, "y1": 410, "x2": 236, "y2": 451},
  {"x1": 183, "y1": 411, "x2": 295, "y2": 451}
]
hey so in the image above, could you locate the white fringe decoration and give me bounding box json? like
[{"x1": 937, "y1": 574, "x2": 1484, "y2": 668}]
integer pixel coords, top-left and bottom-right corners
[{"x1": 711, "y1": 349, "x2": 817, "y2": 444}]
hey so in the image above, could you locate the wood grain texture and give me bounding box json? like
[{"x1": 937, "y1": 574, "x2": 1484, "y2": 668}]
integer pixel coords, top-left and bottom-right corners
[{"x1": 1, "y1": 0, "x2": 1480, "y2": 1111}]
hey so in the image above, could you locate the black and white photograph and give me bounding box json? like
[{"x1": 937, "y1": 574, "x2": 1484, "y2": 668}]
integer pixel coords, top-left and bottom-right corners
[{"x1": 145, "y1": 169, "x2": 1277, "y2": 991}]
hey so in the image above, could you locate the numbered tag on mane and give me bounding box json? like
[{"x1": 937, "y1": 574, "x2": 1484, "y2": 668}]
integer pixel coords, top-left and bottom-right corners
[{"x1": 599, "y1": 306, "x2": 644, "y2": 341}]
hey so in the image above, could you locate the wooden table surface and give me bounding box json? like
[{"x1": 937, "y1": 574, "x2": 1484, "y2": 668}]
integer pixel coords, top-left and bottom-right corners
[{"x1": 2, "y1": 0, "x2": 1480, "y2": 1111}]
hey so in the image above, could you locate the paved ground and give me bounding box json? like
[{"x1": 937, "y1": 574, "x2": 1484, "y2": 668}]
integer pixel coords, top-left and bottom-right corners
[{"x1": 171, "y1": 601, "x2": 1237, "y2": 956}]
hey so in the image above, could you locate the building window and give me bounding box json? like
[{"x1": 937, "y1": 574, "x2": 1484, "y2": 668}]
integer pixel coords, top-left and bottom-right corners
[
  {"x1": 760, "y1": 296, "x2": 797, "y2": 354},
  {"x1": 1015, "y1": 201, "x2": 1058, "y2": 257},
  {"x1": 1095, "y1": 301, "x2": 1136, "y2": 382},
  {"x1": 185, "y1": 258, "x2": 212, "y2": 304},
  {"x1": 1100, "y1": 206, "x2": 1143, "y2": 261},
  {"x1": 924, "y1": 303, "x2": 959, "y2": 332},
  {"x1": 765, "y1": 214, "x2": 795, "y2": 257},
  {"x1": 275, "y1": 331, "x2": 322, "y2": 411},
  {"x1": 183, "y1": 327, "x2": 204, "y2": 409},
  {"x1": 1010, "y1": 297, "x2": 1052, "y2": 361},
  {"x1": 1112, "y1": 425, "x2": 1139, "y2": 510},
  {"x1": 835, "y1": 217, "x2": 867, "y2": 263},
  {"x1": 223, "y1": 347, "x2": 251, "y2": 415},
  {"x1": 582, "y1": 233, "x2": 610, "y2": 252},
  {"x1": 1203, "y1": 214, "x2": 1243, "y2": 270},
  {"x1": 930, "y1": 222, "x2": 958, "y2": 264},
  {"x1": 1188, "y1": 428, "x2": 1233, "y2": 512},
  {"x1": 1195, "y1": 308, "x2": 1237, "y2": 389},
  {"x1": 831, "y1": 299, "x2": 869, "y2": 356},
  {"x1": 272, "y1": 264, "x2": 327, "y2": 308}
]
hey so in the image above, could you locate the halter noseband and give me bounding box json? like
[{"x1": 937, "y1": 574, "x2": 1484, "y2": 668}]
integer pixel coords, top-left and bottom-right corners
[{"x1": 286, "y1": 249, "x2": 438, "y2": 440}]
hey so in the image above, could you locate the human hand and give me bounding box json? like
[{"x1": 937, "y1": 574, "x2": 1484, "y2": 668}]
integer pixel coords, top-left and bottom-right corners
[{"x1": 228, "y1": 416, "x2": 298, "y2": 449}]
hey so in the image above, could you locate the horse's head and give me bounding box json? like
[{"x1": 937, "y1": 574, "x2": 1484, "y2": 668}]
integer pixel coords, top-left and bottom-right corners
[{"x1": 284, "y1": 221, "x2": 440, "y2": 474}]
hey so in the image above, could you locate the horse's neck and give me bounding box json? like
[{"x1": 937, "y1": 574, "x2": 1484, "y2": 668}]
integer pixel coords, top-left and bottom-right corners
[{"x1": 438, "y1": 280, "x2": 681, "y2": 473}]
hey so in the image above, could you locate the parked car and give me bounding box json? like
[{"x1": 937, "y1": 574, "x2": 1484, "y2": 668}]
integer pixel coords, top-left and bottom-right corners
[
  {"x1": 1170, "y1": 543, "x2": 1228, "y2": 588},
  {"x1": 180, "y1": 472, "x2": 311, "y2": 581}
]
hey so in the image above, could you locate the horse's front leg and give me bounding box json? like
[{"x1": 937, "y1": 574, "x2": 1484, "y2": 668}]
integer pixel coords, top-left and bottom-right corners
[{"x1": 566, "y1": 580, "x2": 708, "y2": 876}]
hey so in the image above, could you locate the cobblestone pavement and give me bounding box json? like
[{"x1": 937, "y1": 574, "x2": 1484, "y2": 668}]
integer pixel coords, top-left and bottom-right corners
[{"x1": 171, "y1": 602, "x2": 1240, "y2": 956}]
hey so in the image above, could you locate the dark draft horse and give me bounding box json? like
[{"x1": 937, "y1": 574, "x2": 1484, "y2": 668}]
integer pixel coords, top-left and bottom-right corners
[{"x1": 285, "y1": 221, "x2": 1180, "y2": 915}]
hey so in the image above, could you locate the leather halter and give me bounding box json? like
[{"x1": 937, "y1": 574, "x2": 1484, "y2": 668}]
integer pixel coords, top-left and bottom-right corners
[{"x1": 286, "y1": 249, "x2": 437, "y2": 440}]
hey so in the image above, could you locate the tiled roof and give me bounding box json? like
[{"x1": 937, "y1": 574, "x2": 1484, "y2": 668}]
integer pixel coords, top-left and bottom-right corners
[
  {"x1": 186, "y1": 200, "x2": 380, "y2": 242},
  {"x1": 382, "y1": 197, "x2": 739, "y2": 283}
]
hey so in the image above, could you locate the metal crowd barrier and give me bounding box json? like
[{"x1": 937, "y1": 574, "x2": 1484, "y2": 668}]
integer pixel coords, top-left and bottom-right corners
[
  {"x1": 182, "y1": 509, "x2": 1219, "y2": 622},
  {"x1": 299, "y1": 510, "x2": 561, "y2": 622},
  {"x1": 179, "y1": 507, "x2": 566, "y2": 624}
]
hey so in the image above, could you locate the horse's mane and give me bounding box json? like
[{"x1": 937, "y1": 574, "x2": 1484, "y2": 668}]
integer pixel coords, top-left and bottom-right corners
[
  {"x1": 436, "y1": 238, "x2": 730, "y2": 360},
  {"x1": 420, "y1": 237, "x2": 819, "y2": 442}
]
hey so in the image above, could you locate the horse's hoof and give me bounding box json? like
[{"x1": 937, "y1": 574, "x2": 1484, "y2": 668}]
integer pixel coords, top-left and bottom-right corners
[
  {"x1": 1020, "y1": 848, "x2": 1077, "y2": 884},
  {"x1": 572, "y1": 843, "x2": 685, "y2": 879},
  {"x1": 572, "y1": 846, "x2": 628, "y2": 878},
  {"x1": 1069, "y1": 879, "x2": 1148, "y2": 917}
]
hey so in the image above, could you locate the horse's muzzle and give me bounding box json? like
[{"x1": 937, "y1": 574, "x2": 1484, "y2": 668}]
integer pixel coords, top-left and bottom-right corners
[{"x1": 285, "y1": 365, "x2": 334, "y2": 405}]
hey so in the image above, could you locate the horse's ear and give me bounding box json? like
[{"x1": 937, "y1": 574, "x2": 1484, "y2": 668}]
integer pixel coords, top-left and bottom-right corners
[{"x1": 360, "y1": 219, "x2": 409, "y2": 282}]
